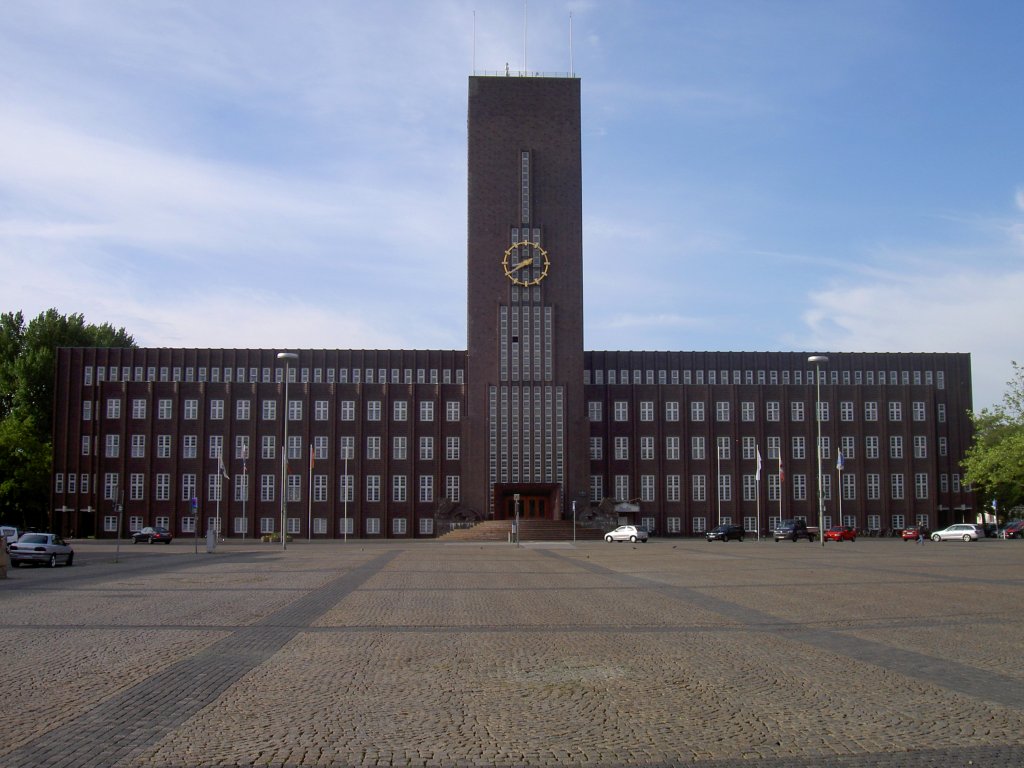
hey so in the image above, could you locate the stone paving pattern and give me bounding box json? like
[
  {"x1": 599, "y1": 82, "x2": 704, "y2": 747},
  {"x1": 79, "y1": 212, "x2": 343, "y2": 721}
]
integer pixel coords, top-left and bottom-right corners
[{"x1": 1, "y1": 537, "x2": 1022, "y2": 767}]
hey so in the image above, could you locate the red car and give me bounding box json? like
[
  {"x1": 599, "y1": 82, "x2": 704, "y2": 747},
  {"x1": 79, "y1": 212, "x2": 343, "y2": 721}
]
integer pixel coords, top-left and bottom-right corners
[
  {"x1": 824, "y1": 525, "x2": 856, "y2": 542},
  {"x1": 902, "y1": 526, "x2": 929, "y2": 541}
]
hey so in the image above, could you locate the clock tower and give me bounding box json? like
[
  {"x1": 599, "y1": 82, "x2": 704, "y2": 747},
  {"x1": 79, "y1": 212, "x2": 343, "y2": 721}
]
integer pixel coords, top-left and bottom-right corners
[{"x1": 464, "y1": 74, "x2": 587, "y2": 521}]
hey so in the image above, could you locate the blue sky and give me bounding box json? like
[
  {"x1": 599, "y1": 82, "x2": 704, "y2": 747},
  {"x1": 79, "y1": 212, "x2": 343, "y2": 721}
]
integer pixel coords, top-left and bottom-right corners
[{"x1": 1, "y1": 1, "x2": 1021, "y2": 410}]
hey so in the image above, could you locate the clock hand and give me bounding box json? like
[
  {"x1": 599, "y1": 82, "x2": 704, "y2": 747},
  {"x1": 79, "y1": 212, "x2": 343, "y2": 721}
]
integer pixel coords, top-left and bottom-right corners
[{"x1": 511, "y1": 257, "x2": 534, "y2": 271}]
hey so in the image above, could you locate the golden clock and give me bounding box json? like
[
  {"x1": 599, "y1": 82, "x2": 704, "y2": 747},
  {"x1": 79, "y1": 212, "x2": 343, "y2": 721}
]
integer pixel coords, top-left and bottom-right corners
[{"x1": 502, "y1": 241, "x2": 550, "y2": 286}]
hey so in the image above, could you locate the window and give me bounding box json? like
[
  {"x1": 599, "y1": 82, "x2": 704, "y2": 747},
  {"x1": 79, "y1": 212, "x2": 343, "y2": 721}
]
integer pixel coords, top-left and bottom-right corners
[
  {"x1": 912, "y1": 401, "x2": 926, "y2": 422},
  {"x1": 288, "y1": 400, "x2": 302, "y2": 421},
  {"x1": 184, "y1": 399, "x2": 198, "y2": 420},
  {"x1": 864, "y1": 401, "x2": 878, "y2": 421},
  {"x1": 741, "y1": 401, "x2": 754, "y2": 422},
  {"x1": 840, "y1": 401, "x2": 854, "y2": 422},
  {"x1": 743, "y1": 474, "x2": 756, "y2": 501},
  {"x1": 716, "y1": 437, "x2": 730, "y2": 460},
  {"x1": 589, "y1": 437, "x2": 603, "y2": 461},
  {"x1": 262, "y1": 400, "x2": 277, "y2": 421},
  {"x1": 938, "y1": 437, "x2": 948, "y2": 456},
  {"x1": 767, "y1": 436, "x2": 780, "y2": 459},
  {"x1": 210, "y1": 399, "x2": 224, "y2": 420},
  {"x1": 446, "y1": 401, "x2": 460, "y2": 422},
  {"x1": 131, "y1": 434, "x2": 145, "y2": 458},
  {"x1": 339, "y1": 436, "x2": 354, "y2": 461},
  {"x1": 366, "y1": 475, "x2": 381, "y2": 502},
  {"x1": 690, "y1": 402, "x2": 705, "y2": 422},
  {"x1": 182, "y1": 435, "x2": 197, "y2": 459},
  {"x1": 791, "y1": 437, "x2": 805, "y2": 460},
  {"x1": 718, "y1": 474, "x2": 731, "y2": 502},
  {"x1": 209, "y1": 435, "x2": 223, "y2": 460},
  {"x1": 640, "y1": 475, "x2": 655, "y2": 502},
  {"x1": 614, "y1": 401, "x2": 628, "y2": 422},
  {"x1": 366, "y1": 436, "x2": 381, "y2": 460},
  {"x1": 105, "y1": 434, "x2": 120, "y2": 458},
  {"x1": 766, "y1": 401, "x2": 780, "y2": 422},
  {"x1": 866, "y1": 473, "x2": 880, "y2": 500},
  {"x1": 366, "y1": 517, "x2": 381, "y2": 535},
  {"x1": 691, "y1": 436, "x2": 705, "y2": 460},
  {"x1": 418, "y1": 401, "x2": 433, "y2": 421},
  {"x1": 937, "y1": 404, "x2": 946, "y2": 423},
  {"x1": 913, "y1": 435, "x2": 927, "y2": 459},
  {"x1": 692, "y1": 475, "x2": 706, "y2": 502},
  {"x1": 104, "y1": 516, "x2": 118, "y2": 532},
  {"x1": 666, "y1": 436, "x2": 680, "y2": 461},
  {"x1": 445, "y1": 437, "x2": 460, "y2": 461},
  {"x1": 315, "y1": 400, "x2": 329, "y2": 421},
  {"x1": 891, "y1": 473, "x2": 905, "y2": 500},
  {"x1": 915, "y1": 473, "x2": 928, "y2": 500},
  {"x1": 792, "y1": 474, "x2": 806, "y2": 501},
  {"x1": 235, "y1": 399, "x2": 250, "y2": 420},
  {"x1": 715, "y1": 401, "x2": 730, "y2": 422},
  {"x1": 445, "y1": 475, "x2": 460, "y2": 502},
  {"x1": 106, "y1": 398, "x2": 121, "y2": 419},
  {"x1": 741, "y1": 436, "x2": 755, "y2": 460},
  {"x1": 817, "y1": 402, "x2": 829, "y2": 422},
  {"x1": 156, "y1": 434, "x2": 171, "y2": 458},
  {"x1": 866, "y1": 436, "x2": 879, "y2": 459},
  {"x1": 181, "y1": 473, "x2": 196, "y2": 501},
  {"x1": 340, "y1": 401, "x2": 355, "y2": 421},
  {"x1": 392, "y1": 475, "x2": 407, "y2": 502},
  {"x1": 665, "y1": 401, "x2": 679, "y2": 422},
  {"x1": 842, "y1": 472, "x2": 856, "y2": 500},
  {"x1": 261, "y1": 436, "x2": 275, "y2": 460},
  {"x1": 419, "y1": 475, "x2": 434, "y2": 502},
  {"x1": 259, "y1": 474, "x2": 274, "y2": 502},
  {"x1": 157, "y1": 399, "x2": 172, "y2": 420},
  {"x1": 614, "y1": 475, "x2": 629, "y2": 501},
  {"x1": 640, "y1": 436, "x2": 654, "y2": 461},
  {"x1": 840, "y1": 435, "x2": 855, "y2": 460},
  {"x1": 155, "y1": 473, "x2": 170, "y2": 501},
  {"x1": 639, "y1": 401, "x2": 654, "y2": 422},
  {"x1": 790, "y1": 402, "x2": 804, "y2": 422},
  {"x1": 614, "y1": 436, "x2": 629, "y2": 461},
  {"x1": 590, "y1": 475, "x2": 603, "y2": 502},
  {"x1": 588, "y1": 401, "x2": 602, "y2": 421},
  {"x1": 288, "y1": 436, "x2": 301, "y2": 461},
  {"x1": 392, "y1": 517, "x2": 407, "y2": 535},
  {"x1": 889, "y1": 401, "x2": 902, "y2": 422},
  {"x1": 132, "y1": 399, "x2": 146, "y2": 419},
  {"x1": 420, "y1": 517, "x2": 435, "y2": 535},
  {"x1": 393, "y1": 401, "x2": 408, "y2": 421},
  {"x1": 234, "y1": 473, "x2": 249, "y2": 502},
  {"x1": 418, "y1": 436, "x2": 434, "y2": 461},
  {"x1": 890, "y1": 436, "x2": 903, "y2": 459}
]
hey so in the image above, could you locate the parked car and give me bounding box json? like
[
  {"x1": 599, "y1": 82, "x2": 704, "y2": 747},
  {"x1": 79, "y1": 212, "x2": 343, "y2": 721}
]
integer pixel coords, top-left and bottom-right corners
[
  {"x1": 604, "y1": 525, "x2": 648, "y2": 543},
  {"x1": 1, "y1": 525, "x2": 20, "y2": 546},
  {"x1": 132, "y1": 526, "x2": 173, "y2": 544},
  {"x1": 999, "y1": 521, "x2": 1024, "y2": 539},
  {"x1": 930, "y1": 524, "x2": 983, "y2": 542},
  {"x1": 901, "y1": 526, "x2": 930, "y2": 541},
  {"x1": 706, "y1": 524, "x2": 745, "y2": 542},
  {"x1": 824, "y1": 525, "x2": 857, "y2": 542},
  {"x1": 772, "y1": 519, "x2": 819, "y2": 542},
  {"x1": 8, "y1": 533, "x2": 74, "y2": 567}
]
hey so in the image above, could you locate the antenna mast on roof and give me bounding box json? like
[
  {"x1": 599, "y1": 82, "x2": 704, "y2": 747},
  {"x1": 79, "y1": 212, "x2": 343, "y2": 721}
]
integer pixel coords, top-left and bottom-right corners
[
  {"x1": 523, "y1": 0, "x2": 528, "y2": 74},
  {"x1": 569, "y1": 11, "x2": 574, "y2": 76},
  {"x1": 472, "y1": 10, "x2": 476, "y2": 73}
]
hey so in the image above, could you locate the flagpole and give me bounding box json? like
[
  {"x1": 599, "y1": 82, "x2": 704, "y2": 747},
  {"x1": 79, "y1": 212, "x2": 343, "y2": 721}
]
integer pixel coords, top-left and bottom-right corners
[
  {"x1": 241, "y1": 448, "x2": 247, "y2": 540},
  {"x1": 778, "y1": 455, "x2": 784, "y2": 523},
  {"x1": 837, "y1": 451, "x2": 844, "y2": 527},
  {"x1": 756, "y1": 447, "x2": 762, "y2": 542},
  {"x1": 716, "y1": 443, "x2": 722, "y2": 527}
]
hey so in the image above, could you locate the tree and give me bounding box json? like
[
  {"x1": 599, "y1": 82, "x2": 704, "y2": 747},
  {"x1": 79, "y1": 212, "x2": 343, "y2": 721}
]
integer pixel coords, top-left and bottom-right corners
[
  {"x1": 963, "y1": 362, "x2": 1024, "y2": 519},
  {"x1": 0, "y1": 309, "x2": 134, "y2": 529}
]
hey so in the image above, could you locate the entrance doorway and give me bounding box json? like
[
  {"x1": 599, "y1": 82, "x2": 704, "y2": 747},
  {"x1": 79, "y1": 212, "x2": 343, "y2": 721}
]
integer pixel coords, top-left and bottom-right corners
[{"x1": 494, "y1": 484, "x2": 560, "y2": 521}]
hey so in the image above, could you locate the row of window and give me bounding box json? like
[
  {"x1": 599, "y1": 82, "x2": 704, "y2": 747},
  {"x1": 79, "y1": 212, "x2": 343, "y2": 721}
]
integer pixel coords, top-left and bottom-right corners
[
  {"x1": 588, "y1": 399, "x2": 944, "y2": 423},
  {"x1": 90, "y1": 397, "x2": 463, "y2": 423},
  {"x1": 102, "y1": 514, "x2": 433, "y2": 536},
  {"x1": 585, "y1": 368, "x2": 946, "y2": 388},
  {"x1": 590, "y1": 434, "x2": 943, "y2": 462},
  {"x1": 84, "y1": 365, "x2": 465, "y2": 386},
  {"x1": 86, "y1": 434, "x2": 463, "y2": 462},
  {"x1": 585, "y1": 471, "x2": 961, "y2": 504},
  {"x1": 58, "y1": 469, "x2": 964, "y2": 506}
]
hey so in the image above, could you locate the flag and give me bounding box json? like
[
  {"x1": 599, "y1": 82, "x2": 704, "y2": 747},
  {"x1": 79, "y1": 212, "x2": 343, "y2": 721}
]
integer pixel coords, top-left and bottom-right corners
[
  {"x1": 755, "y1": 447, "x2": 763, "y2": 481},
  {"x1": 309, "y1": 443, "x2": 315, "y2": 471},
  {"x1": 779, "y1": 456, "x2": 785, "y2": 484},
  {"x1": 836, "y1": 451, "x2": 845, "y2": 471},
  {"x1": 218, "y1": 452, "x2": 229, "y2": 480}
]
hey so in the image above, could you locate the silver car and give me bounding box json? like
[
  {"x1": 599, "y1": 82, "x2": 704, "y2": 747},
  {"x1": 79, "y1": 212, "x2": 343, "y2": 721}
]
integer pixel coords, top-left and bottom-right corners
[
  {"x1": 9, "y1": 533, "x2": 75, "y2": 567},
  {"x1": 930, "y1": 524, "x2": 983, "y2": 542},
  {"x1": 604, "y1": 525, "x2": 649, "y2": 543}
]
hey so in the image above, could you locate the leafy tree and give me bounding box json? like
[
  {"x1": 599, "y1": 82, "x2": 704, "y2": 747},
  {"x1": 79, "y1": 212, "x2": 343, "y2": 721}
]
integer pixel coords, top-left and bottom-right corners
[
  {"x1": 0, "y1": 309, "x2": 134, "y2": 529},
  {"x1": 963, "y1": 362, "x2": 1024, "y2": 519}
]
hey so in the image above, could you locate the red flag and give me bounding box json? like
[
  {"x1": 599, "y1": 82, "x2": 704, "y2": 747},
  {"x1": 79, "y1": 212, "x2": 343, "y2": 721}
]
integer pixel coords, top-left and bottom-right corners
[{"x1": 779, "y1": 456, "x2": 785, "y2": 484}]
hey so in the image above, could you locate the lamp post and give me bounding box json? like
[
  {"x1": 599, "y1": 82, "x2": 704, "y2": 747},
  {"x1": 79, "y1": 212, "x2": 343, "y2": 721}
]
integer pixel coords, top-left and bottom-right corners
[
  {"x1": 277, "y1": 352, "x2": 298, "y2": 550},
  {"x1": 808, "y1": 355, "x2": 829, "y2": 548}
]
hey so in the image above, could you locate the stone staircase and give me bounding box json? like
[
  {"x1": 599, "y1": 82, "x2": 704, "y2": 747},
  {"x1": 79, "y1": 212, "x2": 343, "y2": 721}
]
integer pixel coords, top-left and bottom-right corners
[{"x1": 438, "y1": 519, "x2": 607, "y2": 542}]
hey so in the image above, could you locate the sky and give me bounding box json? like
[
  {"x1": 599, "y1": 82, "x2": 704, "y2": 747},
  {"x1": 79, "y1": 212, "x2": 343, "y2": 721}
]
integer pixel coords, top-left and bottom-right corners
[{"x1": 1, "y1": 1, "x2": 1021, "y2": 410}]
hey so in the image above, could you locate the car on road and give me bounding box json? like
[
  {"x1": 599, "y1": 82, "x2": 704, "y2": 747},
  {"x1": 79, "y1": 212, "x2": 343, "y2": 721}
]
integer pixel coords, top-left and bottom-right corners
[
  {"x1": 999, "y1": 521, "x2": 1024, "y2": 539},
  {"x1": 132, "y1": 526, "x2": 173, "y2": 544},
  {"x1": 901, "y1": 526, "x2": 930, "y2": 541},
  {"x1": 604, "y1": 525, "x2": 648, "y2": 543},
  {"x1": 824, "y1": 525, "x2": 857, "y2": 542},
  {"x1": 8, "y1": 533, "x2": 74, "y2": 567},
  {"x1": 2, "y1": 524, "x2": 20, "y2": 546},
  {"x1": 930, "y1": 524, "x2": 983, "y2": 542},
  {"x1": 705, "y1": 524, "x2": 745, "y2": 542}
]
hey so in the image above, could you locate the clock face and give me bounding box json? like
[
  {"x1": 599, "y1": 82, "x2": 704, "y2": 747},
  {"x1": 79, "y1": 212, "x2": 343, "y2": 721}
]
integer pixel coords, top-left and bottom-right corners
[{"x1": 502, "y1": 241, "x2": 550, "y2": 286}]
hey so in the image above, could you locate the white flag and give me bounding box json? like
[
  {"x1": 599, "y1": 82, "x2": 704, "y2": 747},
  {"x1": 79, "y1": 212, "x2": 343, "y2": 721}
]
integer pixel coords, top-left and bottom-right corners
[{"x1": 755, "y1": 447, "x2": 763, "y2": 481}]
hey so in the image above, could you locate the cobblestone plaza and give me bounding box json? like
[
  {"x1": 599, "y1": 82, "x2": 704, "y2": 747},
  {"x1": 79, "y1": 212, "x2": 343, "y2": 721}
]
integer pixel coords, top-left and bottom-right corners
[{"x1": 2, "y1": 538, "x2": 1022, "y2": 767}]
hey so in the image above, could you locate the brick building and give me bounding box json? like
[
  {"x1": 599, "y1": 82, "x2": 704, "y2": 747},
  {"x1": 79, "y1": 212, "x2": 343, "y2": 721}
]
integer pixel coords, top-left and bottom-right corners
[{"x1": 50, "y1": 74, "x2": 975, "y2": 539}]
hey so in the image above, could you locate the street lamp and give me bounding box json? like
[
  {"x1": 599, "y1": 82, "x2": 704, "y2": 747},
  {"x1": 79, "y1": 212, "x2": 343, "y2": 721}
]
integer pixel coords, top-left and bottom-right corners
[
  {"x1": 277, "y1": 352, "x2": 298, "y2": 550},
  {"x1": 808, "y1": 355, "x2": 829, "y2": 548}
]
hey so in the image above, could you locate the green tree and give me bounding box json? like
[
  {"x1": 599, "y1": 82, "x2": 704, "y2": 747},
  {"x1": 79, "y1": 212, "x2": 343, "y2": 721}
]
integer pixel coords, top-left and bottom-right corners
[
  {"x1": 0, "y1": 309, "x2": 134, "y2": 529},
  {"x1": 963, "y1": 362, "x2": 1024, "y2": 519}
]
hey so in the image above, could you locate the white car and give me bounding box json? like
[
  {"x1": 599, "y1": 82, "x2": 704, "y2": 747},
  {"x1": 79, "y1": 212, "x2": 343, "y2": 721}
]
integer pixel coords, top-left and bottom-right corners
[
  {"x1": 930, "y1": 524, "x2": 983, "y2": 542},
  {"x1": 604, "y1": 525, "x2": 649, "y2": 543}
]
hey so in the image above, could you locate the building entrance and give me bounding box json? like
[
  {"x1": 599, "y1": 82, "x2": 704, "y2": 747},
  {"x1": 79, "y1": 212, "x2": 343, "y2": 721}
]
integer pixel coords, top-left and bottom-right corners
[{"x1": 494, "y1": 484, "x2": 560, "y2": 521}]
